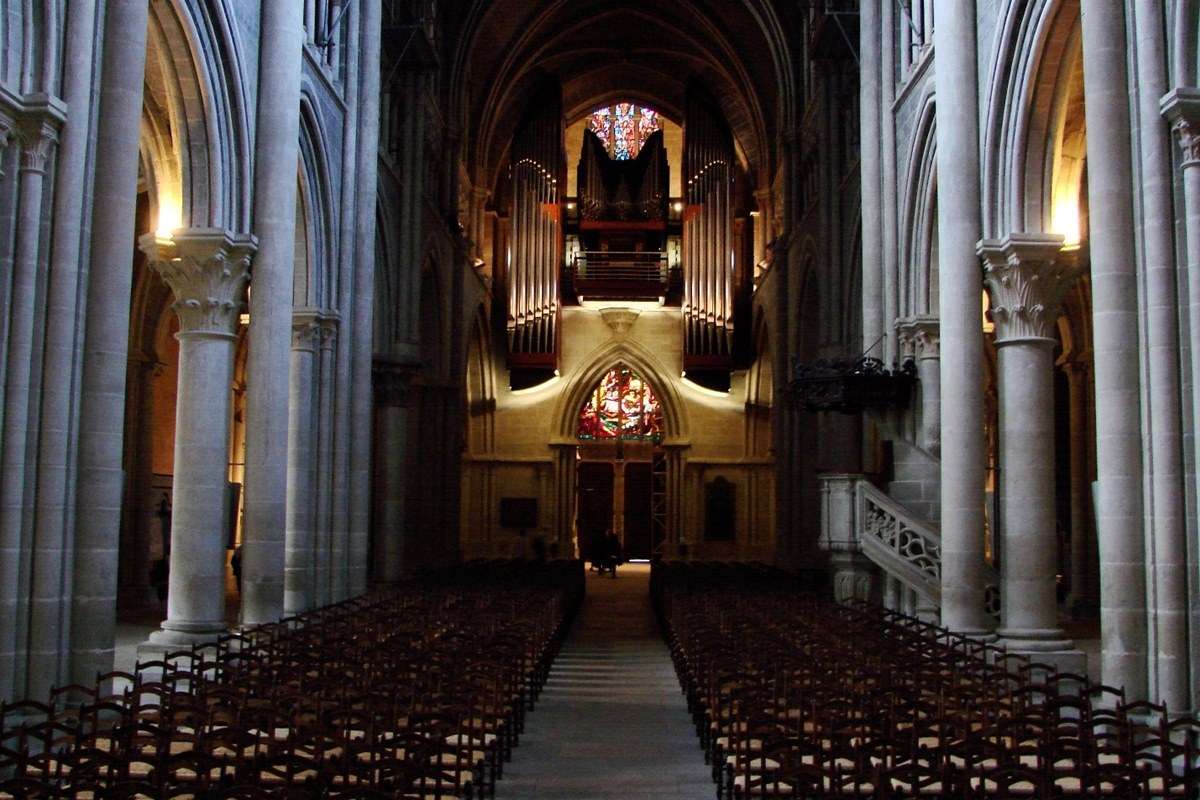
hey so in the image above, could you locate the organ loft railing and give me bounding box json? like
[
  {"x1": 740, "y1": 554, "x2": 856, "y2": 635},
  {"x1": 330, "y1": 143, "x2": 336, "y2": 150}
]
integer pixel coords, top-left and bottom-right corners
[
  {"x1": 682, "y1": 91, "x2": 735, "y2": 370},
  {"x1": 507, "y1": 84, "x2": 565, "y2": 371}
]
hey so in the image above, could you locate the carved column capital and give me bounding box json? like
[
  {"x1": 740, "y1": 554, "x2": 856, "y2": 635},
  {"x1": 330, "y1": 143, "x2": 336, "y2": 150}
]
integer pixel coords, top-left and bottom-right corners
[
  {"x1": 139, "y1": 228, "x2": 258, "y2": 337},
  {"x1": 291, "y1": 308, "x2": 321, "y2": 352},
  {"x1": 1161, "y1": 88, "x2": 1200, "y2": 167},
  {"x1": 978, "y1": 233, "x2": 1080, "y2": 345},
  {"x1": 373, "y1": 359, "x2": 418, "y2": 408},
  {"x1": 895, "y1": 315, "x2": 939, "y2": 360},
  {"x1": 317, "y1": 313, "x2": 339, "y2": 351},
  {"x1": 13, "y1": 94, "x2": 66, "y2": 175}
]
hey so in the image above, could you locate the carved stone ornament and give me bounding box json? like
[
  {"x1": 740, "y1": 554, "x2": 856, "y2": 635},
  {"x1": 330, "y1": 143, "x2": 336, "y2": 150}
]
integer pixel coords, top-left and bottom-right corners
[
  {"x1": 291, "y1": 309, "x2": 321, "y2": 352},
  {"x1": 1161, "y1": 88, "x2": 1200, "y2": 167},
  {"x1": 979, "y1": 233, "x2": 1080, "y2": 345},
  {"x1": 894, "y1": 315, "x2": 939, "y2": 361},
  {"x1": 139, "y1": 229, "x2": 258, "y2": 336},
  {"x1": 599, "y1": 307, "x2": 640, "y2": 337},
  {"x1": 5, "y1": 92, "x2": 66, "y2": 178}
]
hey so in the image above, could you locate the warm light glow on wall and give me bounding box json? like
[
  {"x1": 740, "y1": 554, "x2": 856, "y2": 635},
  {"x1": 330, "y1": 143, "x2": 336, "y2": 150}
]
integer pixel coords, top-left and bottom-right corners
[
  {"x1": 156, "y1": 192, "x2": 183, "y2": 238},
  {"x1": 982, "y1": 291, "x2": 994, "y2": 334},
  {"x1": 1050, "y1": 196, "x2": 1081, "y2": 247}
]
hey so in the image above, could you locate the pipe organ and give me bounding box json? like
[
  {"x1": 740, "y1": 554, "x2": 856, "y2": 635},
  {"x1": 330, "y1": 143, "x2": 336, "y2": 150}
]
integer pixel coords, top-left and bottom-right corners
[
  {"x1": 507, "y1": 86, "x2": 565, "y2": 371},
  {"x1": 577, "y1": 129, "x2": 668, "y2": 222},
  {"x1": 682, "y1": 92, "x2": 736, "y2": 370}
]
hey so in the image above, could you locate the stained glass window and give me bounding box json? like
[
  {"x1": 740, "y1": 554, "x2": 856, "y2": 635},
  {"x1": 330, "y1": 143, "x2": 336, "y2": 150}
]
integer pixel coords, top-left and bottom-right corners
[
  {"x1": 587, "y1": 103, "x2": 661, "y2": 161},
  {"x1": 577, "y1": 367, "x2": 664, "y2": 441}
]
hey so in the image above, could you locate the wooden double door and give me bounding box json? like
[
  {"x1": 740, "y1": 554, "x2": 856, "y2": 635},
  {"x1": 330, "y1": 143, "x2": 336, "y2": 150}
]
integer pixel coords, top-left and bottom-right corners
[{"x1": 577, "y1": 460, "x2": 654, "y2": 560}]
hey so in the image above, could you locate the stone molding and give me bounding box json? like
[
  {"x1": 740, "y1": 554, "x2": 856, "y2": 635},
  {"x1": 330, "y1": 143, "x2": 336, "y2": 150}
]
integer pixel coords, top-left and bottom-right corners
[
  {"x1": 978, "y1": 233, "x2": 1079, "y2": 345},
  {"x1": 139, "y1": 228, "x2": 258, "y2": 336},
  {"x1": 895, "y1": 315, "x2": 939, "y2": 360}
]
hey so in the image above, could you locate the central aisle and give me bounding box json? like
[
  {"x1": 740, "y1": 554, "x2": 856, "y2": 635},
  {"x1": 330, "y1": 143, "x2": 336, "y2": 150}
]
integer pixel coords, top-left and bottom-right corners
[{"x1": 499, "y1": 564, "x2": 712, "y2": 800}]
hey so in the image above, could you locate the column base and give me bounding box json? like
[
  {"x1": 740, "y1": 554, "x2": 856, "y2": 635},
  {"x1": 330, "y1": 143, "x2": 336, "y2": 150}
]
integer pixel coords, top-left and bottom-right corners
[
  {"x1": 997, "y1": 628, "x2": 1086, "y2": 674},
  {"x1": 138, "y1": 621, "x2": 228, "y2": 658}
]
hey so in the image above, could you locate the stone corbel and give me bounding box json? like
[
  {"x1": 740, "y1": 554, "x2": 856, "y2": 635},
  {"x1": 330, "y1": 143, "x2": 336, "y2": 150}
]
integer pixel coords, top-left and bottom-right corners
[{"x1": 139, "y1": 228, "x2": 259, "y2": 336}]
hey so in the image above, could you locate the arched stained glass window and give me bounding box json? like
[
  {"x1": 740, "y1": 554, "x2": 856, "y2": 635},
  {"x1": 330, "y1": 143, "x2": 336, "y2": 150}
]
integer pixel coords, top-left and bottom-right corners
[
  {"x1": 587, "y1": 103, "x2": 661, "y2": 160},
  {"x1": 577, "y1": 367, "x2": 663, "y2": 441}
]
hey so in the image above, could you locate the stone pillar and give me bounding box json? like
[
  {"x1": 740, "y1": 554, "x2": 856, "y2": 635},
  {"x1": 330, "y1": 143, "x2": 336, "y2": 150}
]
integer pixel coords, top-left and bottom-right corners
[
  {"x1": 818, "y1": 473, "x2": 876, "y2": 603},
  {"x1": 1162, "y1": 89, "x2": 1200, "y2": 709},
  {"x1": 0, "y1": 102, "x2": 62, "y2": 699},
  {"x1": 142, "y1": 230, "x2": 257, "y2": 649},
  {"x1": 551, "y1": 444, "x2": 577, "y2": 554},
  {"x1": 1131, "y1": 0, "x2": 1189, "y2": 712},
  {"x1": 348, "y1": 0, "x2": 383, "y2": 597},
  {"x1": 30, "y1": 0, "x2": 101, "y2": 698},
  {"x1": 241, "y1": 0, "x2": 305, "y2": 626},
  {"x1": 71, "y1": 0, "x2": 151, "y2": 686},
  {"x1": 859, "y1": 0, "x2": 884, "y2": 354},
  {"x1": 932, "y1": 0, "x2": 992, "y2": 635},
  {"x1": 1080, "y1": 4, "x2": 1147, "y2": 697},
  {"x1": 1062, "y1": 361, "x2": 1096, "y2": 618},
  {"x1": 979, "y1": 235, "x2": 1082, "y2": 671},
  {"x1": 314, "y1": 316, "x2": 338, "y2": 606},
  {"x1": 284, "y1": 311, "x2": 319, "y2": 614},
  {"x1": 373, "y1": 359, "x2": 414, "y2": 582},
  {"x1": 897, "y1": 316, "x2": 940, "y2": 456}
]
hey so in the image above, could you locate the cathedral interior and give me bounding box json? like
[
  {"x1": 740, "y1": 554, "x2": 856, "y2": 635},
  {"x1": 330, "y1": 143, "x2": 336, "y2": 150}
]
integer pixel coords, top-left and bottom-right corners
[{"x1": 2, "y1": 0, "x2": 1200, "y2": 796}]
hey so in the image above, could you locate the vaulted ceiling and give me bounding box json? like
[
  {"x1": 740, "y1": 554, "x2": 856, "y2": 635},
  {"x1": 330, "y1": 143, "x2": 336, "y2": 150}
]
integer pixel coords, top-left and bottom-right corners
[{"x1": 441, "y1": 0, "x2": 797, "y2": 194}]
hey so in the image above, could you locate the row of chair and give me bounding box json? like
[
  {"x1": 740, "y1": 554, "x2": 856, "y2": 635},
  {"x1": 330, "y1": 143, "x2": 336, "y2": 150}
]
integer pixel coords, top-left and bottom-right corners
[
  {"x1": 652, "y1": 561, "x2": 1200, "y2": 798},
  {"x1": 1, "y1": 559, "x2": 585, "y2": 799}
]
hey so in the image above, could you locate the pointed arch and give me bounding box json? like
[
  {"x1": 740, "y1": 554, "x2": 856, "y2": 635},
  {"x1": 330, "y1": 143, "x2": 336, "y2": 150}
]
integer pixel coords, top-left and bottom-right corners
[
  {"x1": 552, "y1": 339, "x2": 690, "y2": 444},
  {"x1": 900, "y1": 89, "x2": 939, "y2": 317},
  {"x1": 981, "y1": 0, "x2": 1083, "y2": 238},
  {"x1": 297, "y1": 90, "x2": 337, "y2": 308}
]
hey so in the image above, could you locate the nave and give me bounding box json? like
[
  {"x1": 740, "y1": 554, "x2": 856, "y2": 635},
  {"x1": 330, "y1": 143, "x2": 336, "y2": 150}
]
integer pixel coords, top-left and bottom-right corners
[
  {"x1": 498, "y1": 564, "x2": 710, "y2": 799},
  {"x1": 4, "y1": 559, "x2": 1200, "y2": 798}
]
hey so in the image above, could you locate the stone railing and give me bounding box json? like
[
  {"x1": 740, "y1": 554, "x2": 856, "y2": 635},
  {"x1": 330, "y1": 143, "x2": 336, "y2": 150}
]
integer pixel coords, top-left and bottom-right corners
[{"x1": 856, "y1": 480, "x2": 941, "y2": 607}]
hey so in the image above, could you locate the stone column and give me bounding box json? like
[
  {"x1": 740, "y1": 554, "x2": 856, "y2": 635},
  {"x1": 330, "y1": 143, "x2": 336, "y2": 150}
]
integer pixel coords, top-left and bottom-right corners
[
  {"x1": 71, "y1": 0, "x2": 151, "y2": 686},
  {"x1": 314, "y1": 316, "x2": 338, "y2": 606},
  {"x1": 348, "y1": 0, "x2": 383, "y2": 597},
  {"x1": 1062, "y1": 360, "x2": 1096, "y2": 618},
  {"x1": 284, "y1": 311, "x2": 319, "y2": 614},
  {"x1": 0, "y1": 102, "x2": 61, "y2": 699},
  {"x1": 30, "y1": 0, "x2": 101, "y2": 698},
  {"x1": 897, "y1": 316, "x2": 940, "y2": 456},
  {"x1": 932, "y1": 0, "x2": 991, "y2": 634},
  {"x1": 373, "y1": 359, "x2": 414, "y2": 582},
  {"x1": 859, "y1": 0, "x2": 884, "y2": 354},
  {"x1": 980, "y1": 234, "x2": 1083, "y2": 669},
  {"x1": 1162, "y1": 89, "x2": 1200, "y2": 708},
  {"x1": 241, "y1": 0, "x2": 305, "y2": 626},
  {"x1": 142, "y1": 230, "x2": 257, "y2": 649},
  {"x1": 1080, "y1": 4, "x2": 1147, "y2": 697}
]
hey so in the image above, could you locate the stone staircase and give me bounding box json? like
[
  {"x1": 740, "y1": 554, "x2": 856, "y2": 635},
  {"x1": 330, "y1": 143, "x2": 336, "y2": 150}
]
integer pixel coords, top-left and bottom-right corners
[{"x1": 819, "y1": 440, "x2": 999, "y2": 622}]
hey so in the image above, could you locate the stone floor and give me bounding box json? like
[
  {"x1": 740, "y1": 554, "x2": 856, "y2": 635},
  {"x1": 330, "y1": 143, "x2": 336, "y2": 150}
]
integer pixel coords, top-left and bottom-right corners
[{"x1": 498, "y1": 563, "x2": 713, "y2": 800}]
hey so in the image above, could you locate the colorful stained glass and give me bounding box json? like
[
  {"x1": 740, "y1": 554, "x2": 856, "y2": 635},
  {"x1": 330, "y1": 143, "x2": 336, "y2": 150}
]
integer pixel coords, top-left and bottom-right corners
[
  {"x1": 576, "y1": 367, "x2": 664, "y2": 441},
  {"x1": 587, "y1": 104, "x2": 661, "y2": 160}
]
